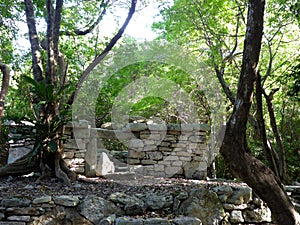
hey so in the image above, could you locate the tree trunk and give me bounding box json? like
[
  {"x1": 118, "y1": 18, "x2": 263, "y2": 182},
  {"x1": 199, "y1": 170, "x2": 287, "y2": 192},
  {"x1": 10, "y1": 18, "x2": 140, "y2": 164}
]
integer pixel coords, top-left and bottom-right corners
[
  {"x1": 263, "y1": 89, "x2": 288, "y2": 183},
  {"x1": 255, "y1": 72, "x2": 280, "y2": 176},
  {"x1": 220, "y1": 0, "x2": 300, "y2": 224},
  {"x1": 0, "y1": 63, "x2": 10, "y2": 130}
]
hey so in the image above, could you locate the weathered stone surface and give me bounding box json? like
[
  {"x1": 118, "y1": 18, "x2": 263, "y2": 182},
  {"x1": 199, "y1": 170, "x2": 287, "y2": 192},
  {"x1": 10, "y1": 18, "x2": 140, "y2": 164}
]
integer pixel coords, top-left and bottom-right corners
[
  {"x1": 145, "y1": 193, "x2": 173, "y2": 210},
  {"x1": 85, "y1": 137, "x2": 98, "y2": 176},
  {"x1": 144, "y1": 218, "x2": 171, "y2": 225},
  {"x1": 179, "y1": 189, "x2": 225, "y2": 225},
  {"x1": 109, "y1": 192, "x2": 145, "y2": 215},
  {"x1": 222, "y1": 203, "x2": 248, "y2": 210},
  {"x1": 0, "y1": 222, "x2": 26, "y2": 225},
  {"x1": 172, "y1": 216, "x2": 202, "y2": 225},
  {"x1": 96, "y1": 152, "x2": 115, "y2": 176},
  {"x1": 53, "y1": 195, "x2": 79, "y2": 207},
  {"x1": 230, "y1": 210, "x2": 244, "y2": 223},
  {"x1": 173, "y1": 191, "x2": 189, "y2": 211},
  {"x1": 7, "y1": 215, "x2": 30, "y2": 222},
  {"x1": 7, "y1": 147, "x2": 32, "y2": 164},
  {"x1": 78, "y1": 195, "x2": 123, "y2": 224},
  {"x1": 30, "y1": 206, "x2": 93, "y2": 225},
  {"x1": 226, "y1": 186, "x2": 252, "y2": 204},
  {"x1": 183, "y1": 161, "x2": 201, "y2": 178},
  {"x1": 0, "y1": 212, "x2": 5, "y2": 220},
  {"x1": 32, "y1": 196, "x2": 52, "y2": 204},
  {"x1": 115, "y1": 217, "x2": 143, "y2": 225},
  {"x1": 6, "y1": 207, "x2": 45, "y2": 216},
  {"x1": 243, "y1": 206, "x2": 272, "y2": 223},
  {"x1": 1, "y1": 198, "x2": 31, "y2": 207}
]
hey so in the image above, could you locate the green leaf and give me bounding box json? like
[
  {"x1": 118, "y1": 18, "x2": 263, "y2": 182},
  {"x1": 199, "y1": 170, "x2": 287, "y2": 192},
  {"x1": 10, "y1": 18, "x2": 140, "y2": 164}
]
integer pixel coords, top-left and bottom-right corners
[{"x1": 48, "y1": 140, "x2": 58, "y2": 153}]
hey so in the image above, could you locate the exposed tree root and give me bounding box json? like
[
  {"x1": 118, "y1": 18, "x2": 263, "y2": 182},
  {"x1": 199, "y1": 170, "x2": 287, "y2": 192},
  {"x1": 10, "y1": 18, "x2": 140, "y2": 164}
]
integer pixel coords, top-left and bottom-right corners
[
  {"x1": 0, "y1": 154, "x2": 39, "y2": 177},
  {"x1": 0, "y1": 151, "x2": 77, "y2": 186}
]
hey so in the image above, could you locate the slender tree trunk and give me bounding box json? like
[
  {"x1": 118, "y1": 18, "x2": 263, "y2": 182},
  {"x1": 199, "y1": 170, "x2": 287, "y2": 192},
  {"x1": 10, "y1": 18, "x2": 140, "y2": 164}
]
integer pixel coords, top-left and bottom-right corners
[
  {"x1": 220, "y1": 0, "x2": 300, "y2": 224},
  {"x1": 263, "y1": 89, "x2": 288, "y2": 183},
  {"x1": 255, "y1": 72, "x2": 280, "y2": 176},
  {"x1": 0, "y1": 63, "x2": 10, "y2": 130}
]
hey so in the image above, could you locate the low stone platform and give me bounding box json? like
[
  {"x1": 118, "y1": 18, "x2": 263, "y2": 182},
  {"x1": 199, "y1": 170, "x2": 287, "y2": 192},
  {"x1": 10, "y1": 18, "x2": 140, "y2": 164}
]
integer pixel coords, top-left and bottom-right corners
[{"x1": 0, "y1": 177, "x2": 277, "y2": 225}]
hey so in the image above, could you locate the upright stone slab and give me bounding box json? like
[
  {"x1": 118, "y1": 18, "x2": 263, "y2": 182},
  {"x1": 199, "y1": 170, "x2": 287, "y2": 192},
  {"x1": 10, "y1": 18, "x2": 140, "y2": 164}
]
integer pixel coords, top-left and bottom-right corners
[{"x1": 96, "y1": 152, "x2": 115, "y2": 176}]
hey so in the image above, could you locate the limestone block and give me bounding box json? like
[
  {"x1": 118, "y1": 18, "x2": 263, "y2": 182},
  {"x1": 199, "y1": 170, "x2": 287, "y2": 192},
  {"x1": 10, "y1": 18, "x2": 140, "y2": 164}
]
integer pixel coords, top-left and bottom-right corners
[
  {"x1": 115, "y1": 217, "x2": 143, "y2": 225},
  {"x1": 165, "y1": 166, "x2": 182, "y2": 176},
  {"x1": 230, "y1": 210, "x2": 244, "y2": 223},
  {"x1": 7, "y1": 216, "x2": 30, "y2": 222},
  {"x1": 95, "y1": 152, "x2": 115, "y2": 176},
  {"x1": 160, "y1": 141, "x2": 170, "y2": 147},
  {"x1": 62, "y1": 151, "x2": 74, "y2": 159},
  {"x1": 141, "y1": 159, "x2": 155, "y2": 165},
  {"x1": 226, "y1": 186, "x2": 252, "y2": 204},
  {"x1": 189, "y1": 136, "x2": 200, "y2": 143},
  {"x1": 179, "y1": 156, "x2": 192, "y2": 161},
  {"x1": 127, "y1": 158, "x2": 141, "y2": 165},
  {"x1": 154, "y1": 164, "x2": 165, "y2": 172},
  {"x1": 1, "y1": 198, "x2": 31, "y2": 207},
  {"x1": 143, "y1": 140, "x2": 156, "y2": 145},
  {"x1": 128, "y1": 150, "x2": 145, "y2": 159},
  {"x1": 145, "y1": 193, "x2": 173, "y2": 210},
  {"x1": 184, "y1": 161, "x2": 207, "y2": 179},
  {"x1": 129, "y1": 123, "x2": 147, "y2": 132},
  {"x1": 172, "y1": 217, "x2": 202, "y2": 225},
  {"x1": 128, "y1": 139, "x2": 144, "y2": 148},
  {"x1": 144, "y1": 218, "x2": 171, "y2": 225},
  {"x1": 175, "y1": 151, "x2": 191, "y2": 157},
  {"x1": 243, "y1": 207, "x2": 272, "y2": 223},
  {"x1": 70, "y1": 165, "x2": 85, "y2": 173},
  {"x1": 146, "y1": 152, "x2": 163, "y2": 161},
  {"x1": 158, "y1": 147, "x2": 173, "y2": 152},
  {"x1": 7, "y1": 147, "x2": 32, "y2": 164},
  {"x1": 85, "y1": 138, "x2": 98, "y2": 176},
  {"x1": 53, "y1": 195, "x2": 80, "y2": 207},
  {"x1": 75, "y1": 152, "x2": 85, "y2": 158},
  {"x1": 147, "y1": 134, "x2": 161, "y2": 140},
  {"x1": 179, "y1": 189, "x2": 225, "y2": 225},
  {"x1": 32, "y1": 196, "x2": 52, "y2": 205},
  {"x1": 172, "y1": 161, "x2": 183, "y2": 167},
  {"x1": 164, "y1": 155, "x2": 179, "y2": 161},
  {"x1": 148, "y1": 124, "x2": 167, "y2": 131},
  {"x1": 143, "y1": 146, "x2": 158, "y2": 151},
  {"x1": 171, "y1": 143, "x2": 187, "y2": 148},
  {"x1": 78, "y1": 195, "x2": 124, "y2": 224}
]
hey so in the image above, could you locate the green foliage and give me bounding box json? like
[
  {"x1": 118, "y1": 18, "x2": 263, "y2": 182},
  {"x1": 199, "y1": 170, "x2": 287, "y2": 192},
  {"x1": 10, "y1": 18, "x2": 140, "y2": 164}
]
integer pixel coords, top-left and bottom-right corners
[{"x1": 96, "y1": 60, "x2": 210, "y2": 126}]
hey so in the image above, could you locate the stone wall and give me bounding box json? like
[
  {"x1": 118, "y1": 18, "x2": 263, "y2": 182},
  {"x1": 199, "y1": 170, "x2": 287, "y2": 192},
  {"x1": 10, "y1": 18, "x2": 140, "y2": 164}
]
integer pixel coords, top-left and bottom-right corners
[
  {"x1": 123, "y1": 123, "x2": 209, "y2": 179},
  {"x1": 6, "y1": 121, "x2": 210, "y2": 179},
  {"x1": 0, "y1": 182, "x2": 278, "y2": 225}
]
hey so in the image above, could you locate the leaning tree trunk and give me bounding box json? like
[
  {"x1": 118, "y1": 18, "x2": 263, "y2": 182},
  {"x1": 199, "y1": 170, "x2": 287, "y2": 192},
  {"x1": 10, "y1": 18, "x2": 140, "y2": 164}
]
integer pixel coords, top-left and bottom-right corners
[{"x1": 220, "y1": 0, "x2": 300, "y2": 224}]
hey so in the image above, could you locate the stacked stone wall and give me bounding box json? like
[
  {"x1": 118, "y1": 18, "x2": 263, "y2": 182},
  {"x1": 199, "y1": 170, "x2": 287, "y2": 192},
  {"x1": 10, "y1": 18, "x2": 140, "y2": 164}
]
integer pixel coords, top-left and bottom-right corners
[
  {"x1": 0, "y1": 182, "x2": 280, "y2": 225},
  {"x1": 6, "y1": 121, "x2": 210, "y2": 179},
  {"x1": 124, "y1": 123, "x2": 209, "y2": 179}
]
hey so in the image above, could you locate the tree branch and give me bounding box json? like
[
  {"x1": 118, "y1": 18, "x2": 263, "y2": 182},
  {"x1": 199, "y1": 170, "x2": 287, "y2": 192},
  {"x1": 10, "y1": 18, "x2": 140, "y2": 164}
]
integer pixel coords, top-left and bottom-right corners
[
  {"x1": 24, "y1": 0, "x2": 44, "y2": 82},
  {"x1": 67, "y1": 0, "x2": 137, "y2": 106},
  {"x1": 61, "y1": 0, "x2": 110, "y2": 36}
]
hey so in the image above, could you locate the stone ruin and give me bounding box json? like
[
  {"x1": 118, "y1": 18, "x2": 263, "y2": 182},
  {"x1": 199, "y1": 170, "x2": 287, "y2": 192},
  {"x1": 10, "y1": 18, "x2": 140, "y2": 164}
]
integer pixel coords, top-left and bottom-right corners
[{"x1": 5, "y1": 120, "x2": 210, "y2": 180}]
